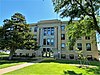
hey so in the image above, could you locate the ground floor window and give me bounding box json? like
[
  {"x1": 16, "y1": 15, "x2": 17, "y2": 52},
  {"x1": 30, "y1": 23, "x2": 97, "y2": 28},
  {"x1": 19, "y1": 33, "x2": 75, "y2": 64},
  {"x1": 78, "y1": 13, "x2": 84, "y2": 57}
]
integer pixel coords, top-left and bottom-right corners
[
  {"x1": 69, "y1": 54, "x2": 74, "y2": 59},
  {"x1": 61, "y1": 54, "x2": 66, "y2": 59},
  {"x1": 26, "y1": 53, "x2": 29, "y2": 56},
  {"x1": 20, "y1": 53, "x2": 22, "y2": 56},
  {"x1": 42, "y1": 48, "x2": 53, "y2": 57},
  {"x1": 87, "y1": 55, "x2": 92, "y2": 60}
]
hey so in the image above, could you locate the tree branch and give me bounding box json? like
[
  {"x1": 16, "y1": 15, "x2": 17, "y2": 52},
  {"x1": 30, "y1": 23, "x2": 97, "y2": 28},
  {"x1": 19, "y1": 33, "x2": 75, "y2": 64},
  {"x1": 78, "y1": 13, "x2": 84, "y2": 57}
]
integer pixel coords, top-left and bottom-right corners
[{"x1": 75, "y1": 0, "x2": 92, "y2": 16}]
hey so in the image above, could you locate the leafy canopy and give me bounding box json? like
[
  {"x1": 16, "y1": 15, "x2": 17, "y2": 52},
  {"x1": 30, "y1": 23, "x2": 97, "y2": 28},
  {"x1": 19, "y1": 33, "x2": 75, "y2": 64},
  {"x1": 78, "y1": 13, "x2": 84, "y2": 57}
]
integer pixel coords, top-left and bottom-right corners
[
  {"x1": 0, "y1": 13, "x2": 36, "y2": 59},
  {"x1": 52, "y1": 0, "x2": 100, "y2": 47}
]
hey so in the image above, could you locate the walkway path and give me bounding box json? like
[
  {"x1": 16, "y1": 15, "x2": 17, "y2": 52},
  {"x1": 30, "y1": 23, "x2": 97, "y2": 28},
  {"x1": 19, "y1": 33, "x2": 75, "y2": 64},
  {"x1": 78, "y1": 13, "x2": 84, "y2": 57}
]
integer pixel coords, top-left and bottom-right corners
[{"x1": 0, "y1": 58, "x2": 43, "y2": 75}]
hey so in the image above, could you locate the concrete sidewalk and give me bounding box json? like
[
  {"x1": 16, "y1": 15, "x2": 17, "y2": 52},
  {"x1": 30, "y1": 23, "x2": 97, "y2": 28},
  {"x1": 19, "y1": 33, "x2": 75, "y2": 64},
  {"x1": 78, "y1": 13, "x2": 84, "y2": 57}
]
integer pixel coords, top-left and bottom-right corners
[{"x1": 0, "y1": 59, "x2": 43, "y2": 75}]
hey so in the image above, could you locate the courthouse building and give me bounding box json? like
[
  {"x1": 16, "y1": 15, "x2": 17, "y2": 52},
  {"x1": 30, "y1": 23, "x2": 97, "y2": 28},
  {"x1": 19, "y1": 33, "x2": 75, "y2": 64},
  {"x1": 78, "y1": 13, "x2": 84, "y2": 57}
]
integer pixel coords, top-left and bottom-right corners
[{"x1": 15, "y1": 19, "x2": 99, "y2": 60}]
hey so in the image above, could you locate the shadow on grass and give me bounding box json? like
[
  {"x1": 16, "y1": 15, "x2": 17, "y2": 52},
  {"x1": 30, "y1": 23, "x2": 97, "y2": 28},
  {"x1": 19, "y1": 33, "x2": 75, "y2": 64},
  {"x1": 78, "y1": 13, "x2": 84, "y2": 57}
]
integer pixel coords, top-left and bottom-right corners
[
  {"x1": 40, "y1": 58, "x2": 100, "y2": 66},
  {"x1": 63, "y1": 70, "x2": 82, "y2": 75},
  {"x1": 85, "y1": 66, "x2": 100, "y2": 75},
  {"x1": 40, "y1": 58, "x2": 81, "y2": 64}
]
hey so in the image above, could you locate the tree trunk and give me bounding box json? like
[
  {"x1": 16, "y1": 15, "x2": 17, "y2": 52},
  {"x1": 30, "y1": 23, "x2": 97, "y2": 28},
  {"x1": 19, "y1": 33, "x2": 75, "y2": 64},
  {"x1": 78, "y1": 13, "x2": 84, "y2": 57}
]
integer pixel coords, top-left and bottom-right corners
[
  {"x1": 9, "y1": 49, "x2": 15, "y2": 60},
  {"x1": 92, "y1": 15, "x2": 100, "y2": 34}
]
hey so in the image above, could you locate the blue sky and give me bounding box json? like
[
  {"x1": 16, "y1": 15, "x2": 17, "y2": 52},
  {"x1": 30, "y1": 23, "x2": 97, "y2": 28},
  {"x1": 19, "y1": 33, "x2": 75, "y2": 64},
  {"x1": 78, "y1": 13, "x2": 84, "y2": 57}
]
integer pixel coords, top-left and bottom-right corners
[
  {"x1": 0, "y1": 0, "x2": 68, "y2": 25},
  {"x1": 0, "y1": 0, "x2": 100, "y2": 50}
]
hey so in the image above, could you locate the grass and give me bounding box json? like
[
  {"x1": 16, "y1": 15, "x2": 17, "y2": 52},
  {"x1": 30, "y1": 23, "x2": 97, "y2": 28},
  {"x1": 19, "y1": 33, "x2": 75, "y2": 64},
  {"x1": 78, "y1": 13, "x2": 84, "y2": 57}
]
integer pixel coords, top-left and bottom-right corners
[
  {"x1": 0, "y1": 60, "x2": 25, "y2": 69},
  {"x1": 3, "y1": 58, "x2": 100, "y2": 75},
  {"x1": 0, "y1": 56, "x2": 38, "y2": 69}
]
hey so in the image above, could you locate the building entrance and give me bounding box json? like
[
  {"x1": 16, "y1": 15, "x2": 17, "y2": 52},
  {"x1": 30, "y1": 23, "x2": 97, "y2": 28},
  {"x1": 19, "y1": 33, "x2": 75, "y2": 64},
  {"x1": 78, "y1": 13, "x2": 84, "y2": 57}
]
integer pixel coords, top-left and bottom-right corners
[{"x1": 42, "y1": 48, "x2": 53, "y2": 57}]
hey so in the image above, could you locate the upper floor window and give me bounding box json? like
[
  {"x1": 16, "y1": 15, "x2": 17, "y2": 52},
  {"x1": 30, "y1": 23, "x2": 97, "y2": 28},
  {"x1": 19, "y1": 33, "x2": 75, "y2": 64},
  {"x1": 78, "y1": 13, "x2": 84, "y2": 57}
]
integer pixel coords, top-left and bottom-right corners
[
  {"x1": 47, "y1": 38, "x2": 50, "y2": 45},
  {"x1": 47, "y1": 28, "x2": 51, "y2": 35},
  {"x1": 78, "y1": 37, "x2": 82, "y2": 40},
  {"x1": 69, "y1": 46, "x2": 73, "y2": 50},
  {"x1": 43, "y1": 39, "x2": 46, "y2": 45},
  {"x1": 61, "y1": 34, "x2": 65, "y2": 40},
  {"x1": 77, "y1": 43, "x2": 82, "y2": 50},
  {"x1": 51, "y1": 27, "x2": 54, "y2": 35},
  {"x1": 61, "y1": 25, "x2": 65, "y2": 31},
  {"x1": 51, "y1": 38, "x2": 54, "y2": 45},
  {"x1": 44, "y1": 28, "x2": 47, "y2": 36},
  {"x1": 86, "y1": 43, "x2": 91, "y2": 51},
  {"x1": 85, "y1": 36, "x2": 90, "y2": 40},
  {"x1": 61, "y1": 43, "x2": 65, "y2": 48},
  {"x1": 34, "y1": 27, "x2": 38, "y2": 32},
  {"x1": 30, "y1": 28, "x2": 32, "y2": 31}
]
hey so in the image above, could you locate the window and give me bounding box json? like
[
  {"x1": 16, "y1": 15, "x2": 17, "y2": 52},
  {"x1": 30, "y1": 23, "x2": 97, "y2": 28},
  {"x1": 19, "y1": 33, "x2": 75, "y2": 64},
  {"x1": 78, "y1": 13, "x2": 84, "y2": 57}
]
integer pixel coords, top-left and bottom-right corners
[
  {"x1": 43, "y1": 39, "x2": 46, "y2": 45},
  {"x1": 51, "y1": 38, "x2": 54, "y2": 45},
  {"x1": 43, "y1": 48, "x2": 46, "y2": 52},
  {"x1": 61, "y1": 25, "x2": 65, "y2": 31},
  {"x1": 47, "y1": 38, "x2": 50, "y2": 45},
  {"x1": 69, "y1": 46, "x2": 73, "y2": 50},
  {"x1": 77, "y1": 43, "x2": 82, "y2": 50},
  {"x1": 85, "y1": 36, "x2": 90, "y2": 40},
  {"x1": 26, "y1": 53, "x2": 29, "y2": 56},
  {"x1": 34, "y1": 27, "x2": 38, "y2": 32},
  {"x1": 61, "y1": 34, "x2": 65, "y2": 40},
  {"x1": 61, "y1": 54, "x2": 66, "y2": 59},
  {"x1": 51, "y1": 27, "x2": 54, "y2": 35},
  {"x1": 61, "y1": 43, "x2": 65, "y2": 48},
  {"x1": 20, "y1": 53, "x2": 22, "y2": 56},
  {"x1": 86, "y1": 43, "x2": 91, "y2": 51},
  {"x1": 33, "y1": 38, "x2": 37, "y2": 41},
  {"x1": 47, "y1": 48, "x2": 50, "y2": 52},
  {"x1": 44, "y1": 28, "x2": 47, "y2": 36},
  {"x1": 78, "y1": 37, "x2": 82, "y2": 40},
  {"x1": 87, "y1": 55, "x2": 92, "y2": 60},
  {"x1": 69, "y1": 54, "x2": 74, "y2": 59},
  {"x1": 30, "y1": 28, "x2": 32, "y2": 31},
  {"x1": 47, "y1": 28, "x2": 51, "y2": 35}
]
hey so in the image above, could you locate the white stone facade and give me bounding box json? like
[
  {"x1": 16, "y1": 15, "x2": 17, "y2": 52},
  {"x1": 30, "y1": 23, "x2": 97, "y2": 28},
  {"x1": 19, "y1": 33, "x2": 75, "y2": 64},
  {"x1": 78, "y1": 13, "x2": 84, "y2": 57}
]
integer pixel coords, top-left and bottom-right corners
[{"x1": 15, "y1": 19, "x2": 99, "y2": 60}]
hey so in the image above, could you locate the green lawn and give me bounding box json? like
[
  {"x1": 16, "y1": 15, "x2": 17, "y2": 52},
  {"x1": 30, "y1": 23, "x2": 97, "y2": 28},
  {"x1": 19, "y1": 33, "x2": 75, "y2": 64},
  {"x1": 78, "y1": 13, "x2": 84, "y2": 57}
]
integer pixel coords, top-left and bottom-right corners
[
  {"x1": 0, "y1": 56, "x2": 37, "y2": 69},
  {"x1": 0, "y1": 60, "x2": 25, "y2": 69},
  {"x1": 3, "y1": 59, "x2": 100, "y2": 75}
]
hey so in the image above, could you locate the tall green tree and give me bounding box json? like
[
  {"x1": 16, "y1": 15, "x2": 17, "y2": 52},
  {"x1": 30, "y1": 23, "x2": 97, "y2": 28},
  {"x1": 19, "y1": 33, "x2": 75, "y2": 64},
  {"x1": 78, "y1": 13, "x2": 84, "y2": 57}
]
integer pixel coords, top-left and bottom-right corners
[
  {"x1": 0, "y1": 13, "x2": 36, "y2": 60},
  {"x1": 52, "y1": 0, "x2": 100, "y2": 48},
  {"x1": 52, "y1": 0, "x2": 100, "y2": 34}
]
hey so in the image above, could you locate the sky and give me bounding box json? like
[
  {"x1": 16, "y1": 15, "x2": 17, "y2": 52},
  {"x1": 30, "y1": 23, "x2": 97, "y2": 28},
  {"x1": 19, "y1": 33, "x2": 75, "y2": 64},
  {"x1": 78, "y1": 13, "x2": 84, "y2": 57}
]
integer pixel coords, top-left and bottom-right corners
[
  {"x1": 0, "y1": 0, "x2": 100, "y2": 50},
  {"x1": 0, "y1": 0, "x2": 69, "y2": 25}
]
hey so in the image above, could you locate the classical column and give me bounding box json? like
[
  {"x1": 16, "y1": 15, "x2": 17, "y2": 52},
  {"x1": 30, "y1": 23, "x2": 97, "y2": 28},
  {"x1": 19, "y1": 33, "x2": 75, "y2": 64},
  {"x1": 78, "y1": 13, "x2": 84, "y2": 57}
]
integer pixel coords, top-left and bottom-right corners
[
  {"x1": 40, "y1": 28, "x2": 43, "y2": 47},
  {"x1": 54, "y1": 26, "x2": 57, "y2": 49},
  {"x1": 57, "y1": 25, "x2": 61, "y2": 59}
]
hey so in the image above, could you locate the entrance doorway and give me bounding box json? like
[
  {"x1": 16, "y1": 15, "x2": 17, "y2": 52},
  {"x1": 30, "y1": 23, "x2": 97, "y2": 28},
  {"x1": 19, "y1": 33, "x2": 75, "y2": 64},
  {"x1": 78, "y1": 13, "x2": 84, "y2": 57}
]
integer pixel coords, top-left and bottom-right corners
[{"x1": 42, "y1": 48, "x2": 53, "y2": 57}]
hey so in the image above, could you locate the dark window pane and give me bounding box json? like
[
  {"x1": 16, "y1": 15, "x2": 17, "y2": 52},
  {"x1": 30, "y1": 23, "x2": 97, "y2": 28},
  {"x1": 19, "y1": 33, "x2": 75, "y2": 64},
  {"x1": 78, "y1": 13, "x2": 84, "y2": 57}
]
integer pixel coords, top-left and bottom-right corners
[
  {"x1": 85, "y1": 36, "x2": 90, "y2": 40},
  {"x1": 61, "y1": 26, "x2": 65, "y2": 31},
  {"x1": 69, "y1": 54, "x2": 74, "y2": 59},
  {"x1": 86, "y1": 43, "x2": 91, "y2": 51},
  {"x1": 69, "y1": 46, "x2": 73, "y2": 50},
  {"x1": 43, "y1": 48, "x2": 46, "y2": 52},
  {"x1": 43, "y1": 39, "x2": 46, "y2": 45},
  {"x1": 51, "y1": 27, "x2": 54, "y2": 35},
  {"x1": 47, "y1": 48, "x2": 50, "y2": 52},
  {"x1": 61, "y1": 34, "x2": 65, "y2": 40},
  {"x1": 77, "y1": 43, "x2": 82, "y2": 50},
  {"x1": 34, "y1": 27, "x2": 38, "y2": 32},
  {"x1": 87, "y1": 55, "x2": 92, "y2": 60}
]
